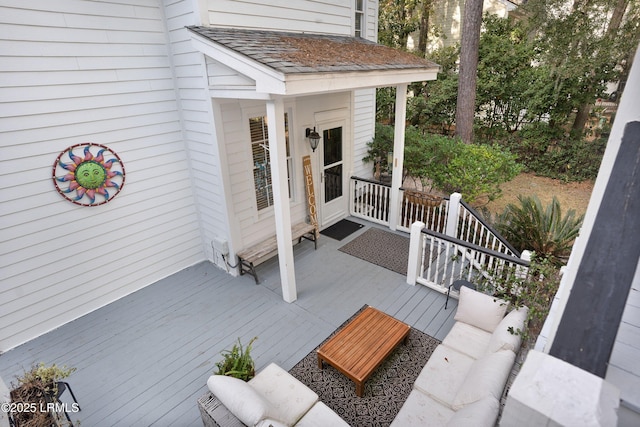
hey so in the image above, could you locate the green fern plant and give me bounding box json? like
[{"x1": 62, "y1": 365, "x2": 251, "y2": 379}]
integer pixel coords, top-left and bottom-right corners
[
  {"x1": 214, "y1": 337, "x2": 257, "y2": 381},
  {"x1": 495, "y1": 195, "x2": 584, "y2": 266}
]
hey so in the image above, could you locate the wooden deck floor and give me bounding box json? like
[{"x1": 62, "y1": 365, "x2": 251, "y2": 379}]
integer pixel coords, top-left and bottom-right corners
[{"x1": 0, "y1": 219, "x2": 457, "y2": 426}]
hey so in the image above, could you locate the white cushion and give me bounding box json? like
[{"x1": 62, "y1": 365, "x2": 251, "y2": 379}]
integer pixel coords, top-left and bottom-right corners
[
  {"x1": 442, "y1": 322, "x2": 492, "y2": 359},
  {"x1": 256, "y1": 419, "x2": 288, "y2": 427},
  {"x1": 487, "y1": 306, "x2": 529, "y2": 354},
  {"x1": 451, "y1": 350, "x2": 516, "y2": 410},
  {"x1": 391, "y1": 389, "x2": 454, "y2": 427},
  {"x1": 249, "y1": 363, "x2": 318, "y2": 426},
  {"x1": 295, "y1": 402, "x2": 350, "y2": 427},
  {"x1": 454, "y1": 287, "x2": 509, "y2": 333},
  {"x1": 446, "y1": 396, "x2": 499, "y2": 427},
  {"x1": 207, "y1": 375, "x2": 275, "y2": 426},
  {"x1": 413, "y1": 345, "x2": 475, "y2": 407}
]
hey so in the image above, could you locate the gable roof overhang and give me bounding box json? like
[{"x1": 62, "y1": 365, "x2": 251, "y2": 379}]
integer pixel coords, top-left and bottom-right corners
[{"x1": 187, "y1": 26, "x2": 440, "y2": 98}]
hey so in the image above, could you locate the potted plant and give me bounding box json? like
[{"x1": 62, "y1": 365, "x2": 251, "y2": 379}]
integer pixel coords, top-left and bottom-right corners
[
  {"x1": 214, "y1": 337, "x2": 257, "y2": 381},
  {"x1": 9, "y1": 362, "x2": 76, "y2": 426}
]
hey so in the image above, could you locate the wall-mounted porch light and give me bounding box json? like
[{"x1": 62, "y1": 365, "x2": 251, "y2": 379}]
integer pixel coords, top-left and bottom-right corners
[{"x1": 305, "y1": 127, "x2": 321, "y2": 152}]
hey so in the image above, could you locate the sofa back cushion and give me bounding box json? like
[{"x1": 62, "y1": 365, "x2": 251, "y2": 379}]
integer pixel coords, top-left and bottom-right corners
[
  {"x1": 249, "y1": 363, "x2": 319, "y2": 426},
  {"x1": 486, "y1": 306, "x2": 529, "y2": 354},
  {"x1": 451, "y1": 349, "x2": 516, "y2": 410},
  {"x1": 442, "y1": 322, "x2": 492, "y2": 359},
  {"x1": 454, "y1": 287, "x2": 509, "y2": 333},
  {"x1": 207, "y1": 374, "x2": 277, "y2": 426}
]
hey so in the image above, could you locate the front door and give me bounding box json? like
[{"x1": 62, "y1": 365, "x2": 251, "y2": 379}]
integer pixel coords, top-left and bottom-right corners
[{"x1": 319, "y1": 124, "x2": 346, "y2": 226}]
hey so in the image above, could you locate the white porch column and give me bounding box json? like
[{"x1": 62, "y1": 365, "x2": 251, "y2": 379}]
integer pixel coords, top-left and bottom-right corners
[
  {"x1": 407, "y1": 221, "x2": 425, "y2": 285},
  {"x1": 266, "y1": 98, "x2": 297, "y2": 303},
  {"x1": 445, "y1": 192, "x2": 462, "y2": 238},
  {"x1": 388, "y1": 84, "x2": 408, "y2": 231}
]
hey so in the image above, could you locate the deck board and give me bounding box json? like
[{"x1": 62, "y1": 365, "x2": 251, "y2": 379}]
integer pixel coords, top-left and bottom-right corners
[{"x1": 0, "y1": 219, "x2": 455, "y2": 426}]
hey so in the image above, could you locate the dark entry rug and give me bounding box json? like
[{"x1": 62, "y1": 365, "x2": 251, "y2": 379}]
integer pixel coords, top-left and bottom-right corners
[
  {"x1": 289, "y1": 306, "x2": 440, "y2": 427},
  {"x1": 320, "y1": 219, "x2": 365, "y2": 241},
  {"x1": 339, "y1": 227, "x2": 410, "y2": 275}
]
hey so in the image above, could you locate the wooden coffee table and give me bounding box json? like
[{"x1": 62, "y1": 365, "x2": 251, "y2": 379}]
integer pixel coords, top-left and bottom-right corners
[{"x1": 317, "y1": 306, "x2": 410, "y2": 397}]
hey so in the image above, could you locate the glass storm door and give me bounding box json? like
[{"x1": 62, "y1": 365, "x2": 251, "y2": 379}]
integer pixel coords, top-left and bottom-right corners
[{"x1": 320, "y1": 125, "x2": 345, "y2": 225}]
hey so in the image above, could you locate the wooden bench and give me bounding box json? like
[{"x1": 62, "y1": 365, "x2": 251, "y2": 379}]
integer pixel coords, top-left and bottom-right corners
[{"x1": 237, "y1": 222, "x2": 318, "y2": 284}]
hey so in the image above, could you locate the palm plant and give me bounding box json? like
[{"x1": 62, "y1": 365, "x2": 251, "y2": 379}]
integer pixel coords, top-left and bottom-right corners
[{"x1": 495, "y1": 195, "x2": 584, "y2": 266}]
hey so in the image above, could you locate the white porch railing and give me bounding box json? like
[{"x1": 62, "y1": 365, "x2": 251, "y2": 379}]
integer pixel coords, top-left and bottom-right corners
[
  {"x1": 457, "y1": 200, "x2": 519, "y2": 257},
  {"x1": 348, "y1": 176, "x2": 527, "y2": 291},
  {"x1": 349, "y1": 176, "x2": 449, "y2": 232},
  {"x1": 349, "y1": 177, "x2": 518, "y2": 257},
  {"x1": 349, "y1": 176, "x2": 392, "y2": 226},
  {"x1": 406, "y1": 222, "x2": 531, "y2": 295}
]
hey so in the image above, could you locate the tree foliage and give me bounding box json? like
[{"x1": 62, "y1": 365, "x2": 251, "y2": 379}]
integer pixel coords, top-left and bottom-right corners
[
  {"x1": 377, "y1": 1, "x2": 639, "y2": 136},
  {"x1": 407, "y1": 46, "x2": 459, "y2": 134},
  {"x1": 378, "y1": 0, "x2": 421, "y2": 50},
  {"x1": 376, "y1": 1, "x2": 637, "y2": 180},
  {"x1": 475, "y1": 15, "x2": 550, "y2": 134},
  {"x1": 520, "y1": 0, "x2": 640, "y2": 134}
]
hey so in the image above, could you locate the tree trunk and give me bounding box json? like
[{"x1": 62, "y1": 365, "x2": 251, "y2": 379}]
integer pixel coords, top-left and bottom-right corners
[
  {"x1": 571, "y1": 0, "x2": 629, "y2": 135},
  {"x1": 417, "y1": 1, "x2": 431, "y2": 56},
  {"x1": 455, "y1": 0, "x2": 484, "y2": 144},
  {"x1": 572, "y1": 102, "x2": 592, "y2": 134}
]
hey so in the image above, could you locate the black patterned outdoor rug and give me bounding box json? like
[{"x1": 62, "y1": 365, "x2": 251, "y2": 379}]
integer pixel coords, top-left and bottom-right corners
[
  {"x1": 338, "y1": 227, "x2": 410, "y2": 275},
  {"x1": 289, "y1": 306, "x2": 440, "y2": 427}
]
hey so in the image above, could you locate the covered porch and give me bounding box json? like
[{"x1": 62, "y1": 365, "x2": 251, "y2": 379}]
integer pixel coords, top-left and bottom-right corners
[
  {"x1": 0, "y1": 219, "x2": 457, "y2": 426},
  {"x1": 186, "y1": 27, "x2": 439, "y2": 304}
]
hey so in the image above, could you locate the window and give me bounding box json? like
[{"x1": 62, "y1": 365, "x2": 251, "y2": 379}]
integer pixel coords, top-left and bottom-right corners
[
  {"x1": 355, "y1": 0, "x2": 365, "y2": 37},
  {"x1": 249, "y1": 114, "x2": 293, "y2": 211}
]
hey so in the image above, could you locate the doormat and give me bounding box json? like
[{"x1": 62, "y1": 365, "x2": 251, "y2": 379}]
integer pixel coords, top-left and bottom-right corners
[
  {"x1": 289, "y1": 305, "x2": 440, "y2": 427},
  {"x1": 320, "y1": 219, "x2": 364, "y2": 241},
  {"x1": 339, "y1": 227, "x2": 410, "y2": 275}
]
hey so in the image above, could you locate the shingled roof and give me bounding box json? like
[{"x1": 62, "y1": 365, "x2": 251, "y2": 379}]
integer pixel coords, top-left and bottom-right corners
[{"x1": 186, "y1": 26, "x2": 439, "y2": 75}]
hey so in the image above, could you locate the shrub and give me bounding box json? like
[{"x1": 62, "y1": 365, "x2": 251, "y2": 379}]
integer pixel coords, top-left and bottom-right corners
[
  {"x1": 10, "y1": 363, "x2": 76, "y2": 427},
  {"x1": 495, "y1": 195, "x2": 584, "y2": 266},
  {"x1": 365, "y1": 124, "x2": 521, "y2": 203},
  {"x1": 494, "y1": 123, "x2": 606, "y2": 181},
  {"x1": 432, "y1": 141, "x2": 521, "y2": 203},
  {"x1": 405, "y1": 133, "x2": 521, "y2": 203}
]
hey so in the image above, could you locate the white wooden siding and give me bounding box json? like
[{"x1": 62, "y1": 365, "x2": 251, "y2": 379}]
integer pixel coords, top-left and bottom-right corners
[
  {"x1": 0, "y1": 0, "x2": 383, "y2": 351},
  {"x1": 351, "y1": 1, "x2": 377, "y2": 179},
  {"x1": 206, "y1": 57, "x2": 256, "y2": 90},
  {"x1": 366, "y1": 0, "x2": 379, "y2": 40},
  {"x1": 206, "y1": 0, "x2": 352, "y2": 34},
  {"x1": 352, "y1": 88, "x2": 376, "y2": 179},
  {"x1": 0, "y1": 0, "x2": 205, "y2": 352},
  {"x1": 162, "y1": 0, "x2": 234, "y2": 265},
  {"x1": 220, "y1": 94, "x2": 353, "y2": 251}
]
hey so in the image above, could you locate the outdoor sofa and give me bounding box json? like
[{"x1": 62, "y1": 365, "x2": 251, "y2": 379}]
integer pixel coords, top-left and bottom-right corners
[
  {"x1": 200, "y1": 286, "x2": 526, "y2": 427},
  {"x1": 391, "y1": 286, "x2": 528, "y2": 426},
  {"x1": 201, "y1": 362, "x2": 348, "y2": 427}
]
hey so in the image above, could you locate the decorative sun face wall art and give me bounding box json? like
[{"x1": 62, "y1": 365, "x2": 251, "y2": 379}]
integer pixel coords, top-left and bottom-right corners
[{"x1": 52, "y1": 143, "x2": 125, "y2": 206}]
